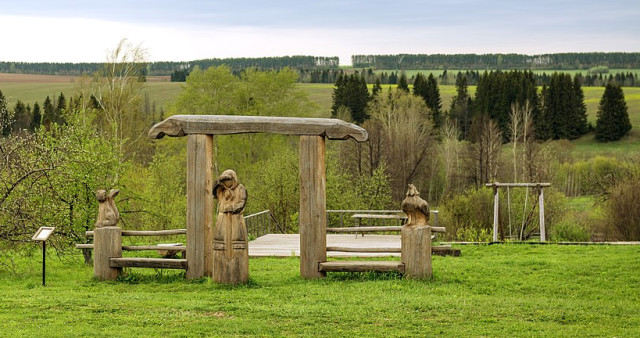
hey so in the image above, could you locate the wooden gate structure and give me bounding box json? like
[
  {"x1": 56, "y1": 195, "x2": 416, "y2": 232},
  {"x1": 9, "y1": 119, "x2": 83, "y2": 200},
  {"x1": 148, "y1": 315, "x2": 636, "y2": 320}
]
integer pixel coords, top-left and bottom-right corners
[{"x1": 148, "y1": 115, "x2": 368, "y2": 279}]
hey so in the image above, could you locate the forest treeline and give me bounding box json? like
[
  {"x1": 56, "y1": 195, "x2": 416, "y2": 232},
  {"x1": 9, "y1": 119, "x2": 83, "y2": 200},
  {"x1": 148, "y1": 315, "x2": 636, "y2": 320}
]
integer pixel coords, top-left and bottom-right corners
[
  {"x1": 352, "y1": 53, "x2": 640, "y2": 70},
  {"x1": 0, "y1": 56, "x2": 340, "y2": 76},
  {"x1": 3, "y1": 53, "x2": 640, "y2": 79}
]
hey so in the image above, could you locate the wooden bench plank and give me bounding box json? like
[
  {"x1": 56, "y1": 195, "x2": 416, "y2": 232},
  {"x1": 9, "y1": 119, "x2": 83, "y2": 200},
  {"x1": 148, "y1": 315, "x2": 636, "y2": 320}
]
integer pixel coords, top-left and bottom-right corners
[
  {"x1": 351, "y1": 214, "x2": 407, "y2": 220},
  {"x1": 318, "y1": 261, "x2": 405, "y2": 273},
  {"x1": 109, "y1": 257, "x2": 188, "y2": 269}
]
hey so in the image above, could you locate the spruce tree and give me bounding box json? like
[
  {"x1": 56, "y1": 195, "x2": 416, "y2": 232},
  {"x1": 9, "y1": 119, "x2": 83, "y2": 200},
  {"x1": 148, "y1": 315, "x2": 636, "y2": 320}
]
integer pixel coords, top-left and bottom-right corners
[
  {"x1": 30, "y1": 102, "x2": 42, "y2": 131},
  {"x1": 450, "y1": 73, "x2": 473, "y2": 140},
  {"x1": 43, "y1": 96, "x2": 55, "y2": 128},
  {"x1": 571, "y1": 76, "x2": 589, "y2": 136},
  {"x1": 372, "y1": 77, "x2": 382, "y2": 97},
  {"x1": 424, "y1": 73, "x2": 443, "y2": 129},
  {"x1": 12, "y1": 100, "x2": 30, "y2": 131},
  {"x1": 331, "y1": 72, "x2": 370, "y2": 124},
  {"x1": 55, "y1": 92, "x2": 67, "y2": 124},
  {"x1": 0, "y1": 90, "x2": 10, "y2": 136},
  {"x1": 412, "y1": 73, "x2": 427, "y2": 98},
  {"x1": 397, "y1": 73, "x2": 409, "y2": 92},
  {"x1": 595, "y1": 83, "x2": 632, "y2": 141}
]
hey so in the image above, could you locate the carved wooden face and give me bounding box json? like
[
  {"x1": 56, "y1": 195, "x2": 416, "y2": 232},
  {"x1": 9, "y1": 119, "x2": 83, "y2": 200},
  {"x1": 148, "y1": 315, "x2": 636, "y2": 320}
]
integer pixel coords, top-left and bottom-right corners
[{"x1": 222, "y1": 179, "x2": 233, "y2": 189}]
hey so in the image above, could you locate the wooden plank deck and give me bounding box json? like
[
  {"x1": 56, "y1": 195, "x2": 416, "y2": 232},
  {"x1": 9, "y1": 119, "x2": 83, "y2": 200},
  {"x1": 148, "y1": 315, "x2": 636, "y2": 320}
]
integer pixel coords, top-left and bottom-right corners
[{"x1": 249, "y1": 234, "x2": 402, "y2": 257}]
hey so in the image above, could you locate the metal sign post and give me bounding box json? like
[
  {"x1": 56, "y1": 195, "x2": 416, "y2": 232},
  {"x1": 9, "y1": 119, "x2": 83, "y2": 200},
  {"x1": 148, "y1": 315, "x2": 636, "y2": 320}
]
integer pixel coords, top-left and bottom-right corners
[{"x1": 32, "y1": 227, "x2": 55, "y2": 286}]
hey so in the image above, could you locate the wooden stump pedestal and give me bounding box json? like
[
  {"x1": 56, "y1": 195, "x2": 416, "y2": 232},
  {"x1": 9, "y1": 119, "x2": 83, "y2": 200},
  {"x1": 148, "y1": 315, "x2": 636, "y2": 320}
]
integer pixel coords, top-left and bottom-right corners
[
  {"x1": 94, "y1": 226, "x2": 122, "y2": 280},
  {"x1": 401, "y1": 225, "x2": 432, "y2": 279}
]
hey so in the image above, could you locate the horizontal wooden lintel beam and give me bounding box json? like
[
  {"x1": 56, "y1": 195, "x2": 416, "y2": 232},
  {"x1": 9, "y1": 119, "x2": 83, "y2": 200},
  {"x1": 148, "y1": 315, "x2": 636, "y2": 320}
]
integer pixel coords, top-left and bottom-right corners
[{"x1": 148, "y1": 115, "x2": 368, "y2": 141}]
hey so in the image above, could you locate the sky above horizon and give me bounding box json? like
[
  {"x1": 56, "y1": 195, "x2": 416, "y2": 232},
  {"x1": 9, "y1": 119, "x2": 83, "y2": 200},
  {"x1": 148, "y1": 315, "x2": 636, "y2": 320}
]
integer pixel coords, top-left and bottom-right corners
[{"x1": 1, "y1": 0, "x2": 639, "y2": 65}]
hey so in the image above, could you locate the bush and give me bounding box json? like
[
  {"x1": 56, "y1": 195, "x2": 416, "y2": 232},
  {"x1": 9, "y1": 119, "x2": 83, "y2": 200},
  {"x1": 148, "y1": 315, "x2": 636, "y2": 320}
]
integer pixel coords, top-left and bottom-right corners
[
  {"x1": 550, "y1": 221, "x2": 590, "y2": 242},
  {"x1": 438, "y1": 187, "x2": 494, "y2": 241},
  {"x1": 606, "y1": 179, "x2": 640, "y2": 241}
]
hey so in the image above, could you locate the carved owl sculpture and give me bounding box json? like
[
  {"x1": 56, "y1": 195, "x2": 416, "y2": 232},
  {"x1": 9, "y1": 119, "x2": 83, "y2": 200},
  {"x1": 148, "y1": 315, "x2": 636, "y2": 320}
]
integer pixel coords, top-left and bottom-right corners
[{"x1": 401, "y1": 184, "x2": 429, "y2": 226}]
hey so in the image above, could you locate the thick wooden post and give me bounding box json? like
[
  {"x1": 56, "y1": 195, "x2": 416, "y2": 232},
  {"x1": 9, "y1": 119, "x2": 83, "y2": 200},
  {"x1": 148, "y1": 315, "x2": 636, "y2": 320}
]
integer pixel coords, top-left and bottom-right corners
[
  {"x1": 492, "y1": 186, "x2": 499, "y2": 242},
  {"x1": 299, "y1": 135, "x2": 327, "y2": 278},
  {"x1": 539, "y1": 187, "x2": 546, "y2": 242},
  {"x1": 186, "y1": 134, "x2": 214, "y2": 279},
  {"x1": 401, "y1": 225, "x2": 432, "y2": 279},
  {"x1": 93, "y1": 226, "x2": 122, "y2": 280}
]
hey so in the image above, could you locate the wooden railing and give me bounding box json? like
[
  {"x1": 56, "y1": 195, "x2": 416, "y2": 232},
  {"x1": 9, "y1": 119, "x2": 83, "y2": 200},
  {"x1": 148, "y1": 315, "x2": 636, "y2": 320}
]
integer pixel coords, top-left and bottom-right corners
[
  {"x1": 244, "y1": 210, "x2": 283, "y2": 238},
  {"x1": 326, "y1": 209, "x2": 439, "y2": 228}
]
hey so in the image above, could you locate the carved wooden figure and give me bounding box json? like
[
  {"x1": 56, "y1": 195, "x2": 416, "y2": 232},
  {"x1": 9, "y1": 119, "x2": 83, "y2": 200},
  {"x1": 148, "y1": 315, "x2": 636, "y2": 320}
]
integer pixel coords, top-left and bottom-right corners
[
  {"x1": 400, "y1": 184, "x2": 432, "y2": 279},
  {"x1": 95, "y1": 189, "x2": 120, "y2": 228},
  {"x1": 401, "y1": 184, "x2": 429, "y2": 226},
  {"x1": 94, "y1": 189, "x2": 122, "y2": 280},
  {"x1": 212, "y1": 169, "x2": 249, "y2": 284}
]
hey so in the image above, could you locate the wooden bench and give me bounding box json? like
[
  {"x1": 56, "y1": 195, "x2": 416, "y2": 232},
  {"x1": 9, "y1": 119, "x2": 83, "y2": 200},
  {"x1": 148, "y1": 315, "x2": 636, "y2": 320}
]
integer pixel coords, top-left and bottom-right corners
[{"x1": 351, "y1": 213, "x2": 407, "y2": 237}]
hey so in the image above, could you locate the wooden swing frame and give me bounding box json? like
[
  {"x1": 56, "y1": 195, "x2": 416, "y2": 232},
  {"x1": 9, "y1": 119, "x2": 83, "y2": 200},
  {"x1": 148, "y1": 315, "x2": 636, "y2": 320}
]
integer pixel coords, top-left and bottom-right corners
[{"x1": 485, "y1": 182, "x2": 551, "y2": 242}]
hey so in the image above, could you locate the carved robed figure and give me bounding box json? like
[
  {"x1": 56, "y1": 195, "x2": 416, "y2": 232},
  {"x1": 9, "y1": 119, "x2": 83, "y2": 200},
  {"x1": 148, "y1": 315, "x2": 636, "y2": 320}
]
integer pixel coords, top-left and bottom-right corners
[{"x1": 212, "y1": 169, "x2": 249, "y2": 284}]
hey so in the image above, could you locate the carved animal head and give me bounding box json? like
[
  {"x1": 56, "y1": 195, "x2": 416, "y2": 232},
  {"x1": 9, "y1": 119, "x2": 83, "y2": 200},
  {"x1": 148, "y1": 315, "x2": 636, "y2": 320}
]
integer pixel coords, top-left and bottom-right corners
[
  {"x1": 405, "y1": 184, "x2": 420, "y2": 197},
  {"x1": 96, "y1": 189, "x2": 119, "y2": 202}
]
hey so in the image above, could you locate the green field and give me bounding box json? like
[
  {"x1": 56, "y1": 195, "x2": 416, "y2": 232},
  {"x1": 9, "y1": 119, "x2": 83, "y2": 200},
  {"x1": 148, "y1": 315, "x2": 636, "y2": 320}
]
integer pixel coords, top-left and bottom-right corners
[
  {"x1": 1, "y1": 245, "x2": 638, "y2": 336},
  {"x1": 2, "y1": 77, "x2": 640, "y2": 157}
]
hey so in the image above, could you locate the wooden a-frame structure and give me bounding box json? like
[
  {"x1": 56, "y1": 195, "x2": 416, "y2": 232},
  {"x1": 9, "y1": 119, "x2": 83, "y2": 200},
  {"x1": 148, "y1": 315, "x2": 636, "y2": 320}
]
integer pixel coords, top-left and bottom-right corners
[{"x1": 148, "y1": 115, "x2": 368, "y2": 279}]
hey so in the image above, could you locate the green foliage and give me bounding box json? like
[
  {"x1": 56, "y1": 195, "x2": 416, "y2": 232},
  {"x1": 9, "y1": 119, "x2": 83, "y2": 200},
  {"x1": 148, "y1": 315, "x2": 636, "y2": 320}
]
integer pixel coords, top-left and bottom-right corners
[
  {"x1": 595, "y1": 83, "x2": 631, "y2": 141},
  {"x1": 0, "y1": 108, "x2": 121, "y2": 269},
  {"x1": 173, "y1": 65, "x2": 311, "y2": 118},
  {"x1": 245, "y1": 145, "x2": 299, "y2": 233}
]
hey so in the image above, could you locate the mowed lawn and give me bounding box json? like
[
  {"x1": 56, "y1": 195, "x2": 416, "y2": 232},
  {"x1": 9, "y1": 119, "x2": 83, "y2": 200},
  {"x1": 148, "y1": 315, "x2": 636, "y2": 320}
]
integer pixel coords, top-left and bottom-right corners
[{"x1": 0, "y1": 244, "x2": 638, "y2": 336}]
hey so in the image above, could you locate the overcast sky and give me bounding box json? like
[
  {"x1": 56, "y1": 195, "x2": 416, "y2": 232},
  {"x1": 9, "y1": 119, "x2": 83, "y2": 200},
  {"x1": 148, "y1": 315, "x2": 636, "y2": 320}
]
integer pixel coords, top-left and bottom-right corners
[{"x1": 1, "y1": 0, "x2": 638, "y2": 65}]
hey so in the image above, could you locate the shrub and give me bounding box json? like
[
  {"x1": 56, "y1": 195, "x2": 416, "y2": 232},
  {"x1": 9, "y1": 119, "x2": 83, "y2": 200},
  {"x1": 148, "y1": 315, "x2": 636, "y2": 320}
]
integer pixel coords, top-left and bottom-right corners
[
  {"x1": 606, "y1": 179, "x2": 640, "y2": 241},
  {"x1": 438, "y1": 187, "x2": 494, "y2": 241},
  {"x1": 550, "y1": 221, "x2": 590, "y2": 242}
]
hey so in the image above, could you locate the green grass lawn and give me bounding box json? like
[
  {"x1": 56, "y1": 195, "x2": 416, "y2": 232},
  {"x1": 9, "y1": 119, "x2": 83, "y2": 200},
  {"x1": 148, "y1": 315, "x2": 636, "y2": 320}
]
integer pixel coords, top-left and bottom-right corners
[{"x1": 1, "y1": 245, "x2": 638, "y2": 336}]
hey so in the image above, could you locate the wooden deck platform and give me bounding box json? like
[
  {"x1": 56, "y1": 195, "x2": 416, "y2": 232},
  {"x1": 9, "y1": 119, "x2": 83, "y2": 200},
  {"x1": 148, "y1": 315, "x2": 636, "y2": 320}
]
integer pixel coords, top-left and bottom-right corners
[{"x1": 249, "y1": 234, "x2": 401, "y2": 257}]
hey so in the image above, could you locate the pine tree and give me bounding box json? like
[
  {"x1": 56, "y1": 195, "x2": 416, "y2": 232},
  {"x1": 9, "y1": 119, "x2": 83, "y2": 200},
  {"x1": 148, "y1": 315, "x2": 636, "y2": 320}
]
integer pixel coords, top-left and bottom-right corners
[
  {"x1": 30, "y1": 102, "x2": 42, "y2": 131},
  {"x1": 397, "y1": 73, "x2": 409, "y2": 92},
  {"x1": 595, "y1": 83, "x2": 632, "y2": 141}
]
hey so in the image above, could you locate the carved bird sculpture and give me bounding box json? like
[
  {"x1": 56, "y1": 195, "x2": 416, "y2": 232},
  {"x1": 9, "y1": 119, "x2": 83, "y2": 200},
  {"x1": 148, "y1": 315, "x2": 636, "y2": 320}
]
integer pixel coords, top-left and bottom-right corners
[{"x1": 401, "y1": 184, "x2": 430, "y2": 226}]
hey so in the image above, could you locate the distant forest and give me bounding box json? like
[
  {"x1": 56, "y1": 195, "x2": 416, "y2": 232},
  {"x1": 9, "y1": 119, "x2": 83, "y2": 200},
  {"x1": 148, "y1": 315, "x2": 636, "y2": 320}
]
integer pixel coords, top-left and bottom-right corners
[
  {"x1": 352, "y1": 53, "x2": 640, "y2": 70},
  {"x1": 0, "y1": 56, "x2": 340, "y2": 76}
]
